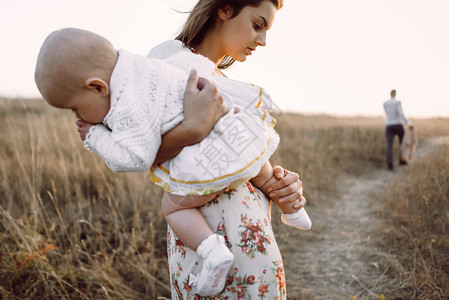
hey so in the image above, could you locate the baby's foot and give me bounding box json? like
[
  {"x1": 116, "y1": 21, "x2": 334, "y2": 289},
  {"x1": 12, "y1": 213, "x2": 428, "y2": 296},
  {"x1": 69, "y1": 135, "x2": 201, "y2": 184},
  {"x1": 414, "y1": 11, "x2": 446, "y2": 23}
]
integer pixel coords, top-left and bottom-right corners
[
  {"x1": 281, "y1": 207, "x2": 312, "y2": 230},
  {"x1": 190, "y1": 234, "x2": 234, "y2": 296}
]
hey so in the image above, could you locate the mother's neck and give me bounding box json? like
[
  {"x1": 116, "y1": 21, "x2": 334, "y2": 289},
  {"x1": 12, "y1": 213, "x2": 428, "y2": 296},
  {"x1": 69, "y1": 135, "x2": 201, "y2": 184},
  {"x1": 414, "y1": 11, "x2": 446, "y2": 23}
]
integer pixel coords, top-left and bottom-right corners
[{"x1": 193, "y1": 30, "x2": 226, "y2": 67}]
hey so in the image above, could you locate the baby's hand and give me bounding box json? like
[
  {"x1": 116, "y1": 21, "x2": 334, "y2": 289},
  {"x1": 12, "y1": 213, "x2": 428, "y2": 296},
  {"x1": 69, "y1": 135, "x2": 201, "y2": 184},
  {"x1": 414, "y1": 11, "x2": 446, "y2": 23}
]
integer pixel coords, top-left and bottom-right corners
[{"x1": 75, "y1": 118, "x2": 94, "y2": 141}]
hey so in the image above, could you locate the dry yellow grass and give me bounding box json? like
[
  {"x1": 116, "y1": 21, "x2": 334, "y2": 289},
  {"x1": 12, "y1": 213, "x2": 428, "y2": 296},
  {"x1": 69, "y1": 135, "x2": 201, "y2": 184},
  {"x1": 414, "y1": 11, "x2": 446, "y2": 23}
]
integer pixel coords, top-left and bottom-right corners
[
  {"x1": 1, "y1": 98, "x2": 168, "y2": 298},
  {"x1": 1, "y1": 98, "x2": 448, "y2": 299},
  {"x1": 375, "y1": 144, "x2": 449, "y2": 299}
]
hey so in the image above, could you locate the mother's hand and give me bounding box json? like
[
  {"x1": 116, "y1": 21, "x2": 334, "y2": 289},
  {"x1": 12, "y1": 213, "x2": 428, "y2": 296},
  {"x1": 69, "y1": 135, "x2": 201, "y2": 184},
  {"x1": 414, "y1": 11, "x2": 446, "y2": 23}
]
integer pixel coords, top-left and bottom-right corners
[
  {"x1": 266, "y1": 166, "x2": 306, "y2": 211},
  {"x1": 182, "y1": 69, "x2": 228, "y2": 141},
  {"x1": 153, "y1": 69, "x2": 228, "y2": 165}
]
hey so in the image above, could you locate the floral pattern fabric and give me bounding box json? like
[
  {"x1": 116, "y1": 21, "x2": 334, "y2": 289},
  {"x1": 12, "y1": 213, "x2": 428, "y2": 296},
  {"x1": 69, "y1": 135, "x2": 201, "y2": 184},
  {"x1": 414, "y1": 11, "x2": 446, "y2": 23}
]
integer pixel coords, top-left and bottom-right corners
[{"x1": 167, "y1": 182, "x2": 286, "y2": 299}]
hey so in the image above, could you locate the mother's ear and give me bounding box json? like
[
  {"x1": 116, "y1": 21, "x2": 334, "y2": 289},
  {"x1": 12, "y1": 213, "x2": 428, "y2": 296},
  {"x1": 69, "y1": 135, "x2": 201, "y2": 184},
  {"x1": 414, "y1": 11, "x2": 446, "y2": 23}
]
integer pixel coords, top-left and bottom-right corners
[
  {"x1": 85, "y1": 77, "x2": 109, "y2": 96},
  {"x1": 217, "y1": 4, "x2": 234, "y2": 21}
]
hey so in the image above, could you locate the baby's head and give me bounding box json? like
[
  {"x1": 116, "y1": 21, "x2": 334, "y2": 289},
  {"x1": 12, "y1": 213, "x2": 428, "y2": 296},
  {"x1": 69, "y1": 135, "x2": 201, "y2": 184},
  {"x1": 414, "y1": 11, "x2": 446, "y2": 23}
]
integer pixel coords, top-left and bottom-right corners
[{"x1": 35, "y1": 28, "x2": 118, "y2": 123}]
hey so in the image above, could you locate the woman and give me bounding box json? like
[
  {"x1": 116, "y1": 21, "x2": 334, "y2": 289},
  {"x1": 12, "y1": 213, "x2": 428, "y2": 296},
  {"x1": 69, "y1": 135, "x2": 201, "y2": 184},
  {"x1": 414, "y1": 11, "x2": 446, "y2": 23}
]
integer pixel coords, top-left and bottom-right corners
[{"x1": 150, "y1": 0, "x2": 305, "y2": 298}]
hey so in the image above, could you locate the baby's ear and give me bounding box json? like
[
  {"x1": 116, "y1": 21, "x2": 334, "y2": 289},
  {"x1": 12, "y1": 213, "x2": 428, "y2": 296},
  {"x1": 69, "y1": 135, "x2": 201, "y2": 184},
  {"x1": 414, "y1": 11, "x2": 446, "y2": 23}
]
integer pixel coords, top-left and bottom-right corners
[{"x1": 85, "y1": 77, "x2": 109, "y2": 96}]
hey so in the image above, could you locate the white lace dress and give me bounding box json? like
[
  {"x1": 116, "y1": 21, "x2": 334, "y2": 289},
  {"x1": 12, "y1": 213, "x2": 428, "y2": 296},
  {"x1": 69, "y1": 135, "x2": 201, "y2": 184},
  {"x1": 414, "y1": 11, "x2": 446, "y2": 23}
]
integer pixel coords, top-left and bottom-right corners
[{"x1": 84, "y1": 49, "x2": 279, "y2": 196}]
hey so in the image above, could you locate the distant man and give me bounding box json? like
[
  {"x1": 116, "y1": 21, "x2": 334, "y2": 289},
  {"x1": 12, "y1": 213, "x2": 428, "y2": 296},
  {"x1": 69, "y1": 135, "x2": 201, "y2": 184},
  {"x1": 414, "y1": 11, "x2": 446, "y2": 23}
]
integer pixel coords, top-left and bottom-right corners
[{"x1": 383, "y1": 89, "x2": 413, "y2": 170}]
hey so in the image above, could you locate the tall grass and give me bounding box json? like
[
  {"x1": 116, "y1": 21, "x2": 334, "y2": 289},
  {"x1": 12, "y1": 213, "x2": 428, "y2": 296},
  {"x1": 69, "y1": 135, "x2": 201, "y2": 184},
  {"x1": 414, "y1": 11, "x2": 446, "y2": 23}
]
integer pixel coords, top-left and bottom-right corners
[
  {"x1": 1, "y1": 98, "x2": 448, "y2": 298},
  {"x1": 0, "y1": 99, "x2": 168, "y2": 298},
  {"x1": 375, "y1": 145, "x2": 449, "y2": 299}
]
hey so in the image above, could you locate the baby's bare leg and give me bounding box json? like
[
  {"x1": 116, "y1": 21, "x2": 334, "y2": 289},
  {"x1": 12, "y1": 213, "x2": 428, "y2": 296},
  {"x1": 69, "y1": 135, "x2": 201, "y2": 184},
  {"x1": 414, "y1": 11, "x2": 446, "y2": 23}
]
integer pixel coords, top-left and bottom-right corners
[
  {"x1": 163, "y1": 192, "x2": 234, "y2": 296},
  {"x1": 162, "y1": 191, "x2": 221, "y2": 250}
]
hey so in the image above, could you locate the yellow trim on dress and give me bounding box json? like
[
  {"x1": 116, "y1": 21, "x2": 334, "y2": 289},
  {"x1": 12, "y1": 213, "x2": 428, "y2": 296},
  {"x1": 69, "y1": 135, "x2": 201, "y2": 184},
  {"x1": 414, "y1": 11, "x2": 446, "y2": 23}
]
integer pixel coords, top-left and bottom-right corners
[
  {"x1": 256, "y1": 88, "x2": 263, "y2": 108},
  {"x1": 151, "y1": 135, "x2": 275, "y2": 185}
]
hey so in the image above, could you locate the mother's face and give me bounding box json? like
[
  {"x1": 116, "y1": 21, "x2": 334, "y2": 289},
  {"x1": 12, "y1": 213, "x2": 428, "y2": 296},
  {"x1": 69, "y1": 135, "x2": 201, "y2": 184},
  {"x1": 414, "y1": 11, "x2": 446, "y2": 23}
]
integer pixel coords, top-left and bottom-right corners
[{"x1": 218, "y1": 1, "x2": 277, "y2": 62}]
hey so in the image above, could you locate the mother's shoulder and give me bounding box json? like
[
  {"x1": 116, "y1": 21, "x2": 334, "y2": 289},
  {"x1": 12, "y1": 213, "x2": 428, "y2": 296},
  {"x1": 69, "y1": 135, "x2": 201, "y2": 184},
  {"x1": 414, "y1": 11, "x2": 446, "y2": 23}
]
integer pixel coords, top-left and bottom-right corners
[{"x1": 147, "y1": 40, "x2": 186, "y2": 59}]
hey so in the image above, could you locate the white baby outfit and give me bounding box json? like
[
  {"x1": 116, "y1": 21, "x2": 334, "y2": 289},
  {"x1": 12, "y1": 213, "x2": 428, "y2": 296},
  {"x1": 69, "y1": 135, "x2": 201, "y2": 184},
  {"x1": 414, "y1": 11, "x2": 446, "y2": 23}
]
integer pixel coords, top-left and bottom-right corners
[{"x1": 84, "y1": 48, "x2": 279, "y2": 196}]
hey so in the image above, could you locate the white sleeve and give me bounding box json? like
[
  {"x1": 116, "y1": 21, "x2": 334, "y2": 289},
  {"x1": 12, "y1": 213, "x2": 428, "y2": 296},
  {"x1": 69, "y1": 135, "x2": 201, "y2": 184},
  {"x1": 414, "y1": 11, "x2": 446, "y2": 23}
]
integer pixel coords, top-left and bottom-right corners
[
  {"x1": 147, "y1": 40, "x2": 186, "y2": 60},
  {"x1": 83, "y1": 124, "x2": 154, "y2": 172},
  {"x1": 397, "y1": 101, "x2": 412, "y2": 126}
]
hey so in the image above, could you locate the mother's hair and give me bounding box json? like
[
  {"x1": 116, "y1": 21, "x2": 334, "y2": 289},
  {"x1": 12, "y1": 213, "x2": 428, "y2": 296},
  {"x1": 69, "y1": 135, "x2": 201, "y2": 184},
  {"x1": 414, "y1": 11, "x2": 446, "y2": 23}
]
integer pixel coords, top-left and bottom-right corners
[{"x1": 176, "y1": 0, "x2": 283, "y2": 69}]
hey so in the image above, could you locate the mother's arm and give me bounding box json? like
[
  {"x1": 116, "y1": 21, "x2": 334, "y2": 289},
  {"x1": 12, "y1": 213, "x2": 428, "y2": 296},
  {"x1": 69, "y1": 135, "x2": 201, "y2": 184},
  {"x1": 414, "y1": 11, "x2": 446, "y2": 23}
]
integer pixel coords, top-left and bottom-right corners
[{"x1": 153, "y1": 70, "x2": 227, "y2": 165}]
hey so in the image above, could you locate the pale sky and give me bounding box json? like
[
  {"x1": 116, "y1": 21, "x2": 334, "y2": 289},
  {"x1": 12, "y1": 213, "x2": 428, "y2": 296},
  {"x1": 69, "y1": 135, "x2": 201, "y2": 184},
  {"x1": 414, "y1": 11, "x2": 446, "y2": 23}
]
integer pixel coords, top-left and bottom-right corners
[{"x1": 1, "y1": 0, "x2": 448, "y2": 117}]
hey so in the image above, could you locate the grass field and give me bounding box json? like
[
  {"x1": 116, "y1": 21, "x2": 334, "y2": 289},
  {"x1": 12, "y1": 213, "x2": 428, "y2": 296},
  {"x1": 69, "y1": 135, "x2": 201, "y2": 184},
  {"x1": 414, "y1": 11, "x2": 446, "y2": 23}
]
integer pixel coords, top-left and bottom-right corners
[
  {"x1": 375, "y1": 144, "x2": 449, "y2": 299},
  {"x1": 1, "y1": 98, "x2": 448, "y2": 299}
]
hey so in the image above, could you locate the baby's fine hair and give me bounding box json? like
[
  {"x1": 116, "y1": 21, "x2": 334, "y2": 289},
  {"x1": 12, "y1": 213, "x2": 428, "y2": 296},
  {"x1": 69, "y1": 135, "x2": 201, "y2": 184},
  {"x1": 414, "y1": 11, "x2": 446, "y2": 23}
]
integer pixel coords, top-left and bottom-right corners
[{"x1": 35, "y1": 28, "x2": 116, "y2": 101}]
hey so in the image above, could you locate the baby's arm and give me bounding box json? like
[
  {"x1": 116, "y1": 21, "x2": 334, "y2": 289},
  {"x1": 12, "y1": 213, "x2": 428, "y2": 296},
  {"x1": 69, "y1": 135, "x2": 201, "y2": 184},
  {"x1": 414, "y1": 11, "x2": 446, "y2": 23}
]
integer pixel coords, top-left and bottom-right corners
[{"x1": 76, "y1": 119, "x2": 154, "y2": 172}]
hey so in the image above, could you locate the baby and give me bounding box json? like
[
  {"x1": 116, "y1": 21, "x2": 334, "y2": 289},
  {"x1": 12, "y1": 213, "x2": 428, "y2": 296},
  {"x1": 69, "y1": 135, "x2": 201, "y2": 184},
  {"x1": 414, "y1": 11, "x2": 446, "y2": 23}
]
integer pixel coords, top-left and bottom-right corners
[{"x1": 35, "y1": 28, "x2": 311, "y2": 296}]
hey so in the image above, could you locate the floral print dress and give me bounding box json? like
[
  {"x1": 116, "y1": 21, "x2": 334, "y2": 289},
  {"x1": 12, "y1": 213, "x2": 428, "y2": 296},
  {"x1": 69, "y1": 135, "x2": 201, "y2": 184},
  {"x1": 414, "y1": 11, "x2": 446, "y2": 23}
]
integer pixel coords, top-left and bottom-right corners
[{"x1": 167, "y1": 181, "x2": 286, "y2": 299}]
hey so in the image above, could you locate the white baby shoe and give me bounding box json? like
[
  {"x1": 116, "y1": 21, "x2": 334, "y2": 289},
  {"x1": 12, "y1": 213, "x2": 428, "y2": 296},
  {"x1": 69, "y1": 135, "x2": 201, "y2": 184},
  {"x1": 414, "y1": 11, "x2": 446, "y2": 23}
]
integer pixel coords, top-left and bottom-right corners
[
  {"x1": 281, "y1": 207, "x2": 312, "y2": 230},
  {"x1": 189, "y1": 234, "x2": 234, "y2": 296}
]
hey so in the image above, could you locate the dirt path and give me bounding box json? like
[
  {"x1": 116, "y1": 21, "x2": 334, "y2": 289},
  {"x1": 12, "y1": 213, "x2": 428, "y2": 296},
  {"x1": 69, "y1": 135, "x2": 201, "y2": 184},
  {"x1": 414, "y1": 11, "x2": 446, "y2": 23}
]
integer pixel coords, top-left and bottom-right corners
[{"x1": 284, "y1": 137, "x2": 449, "y2": 299}]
